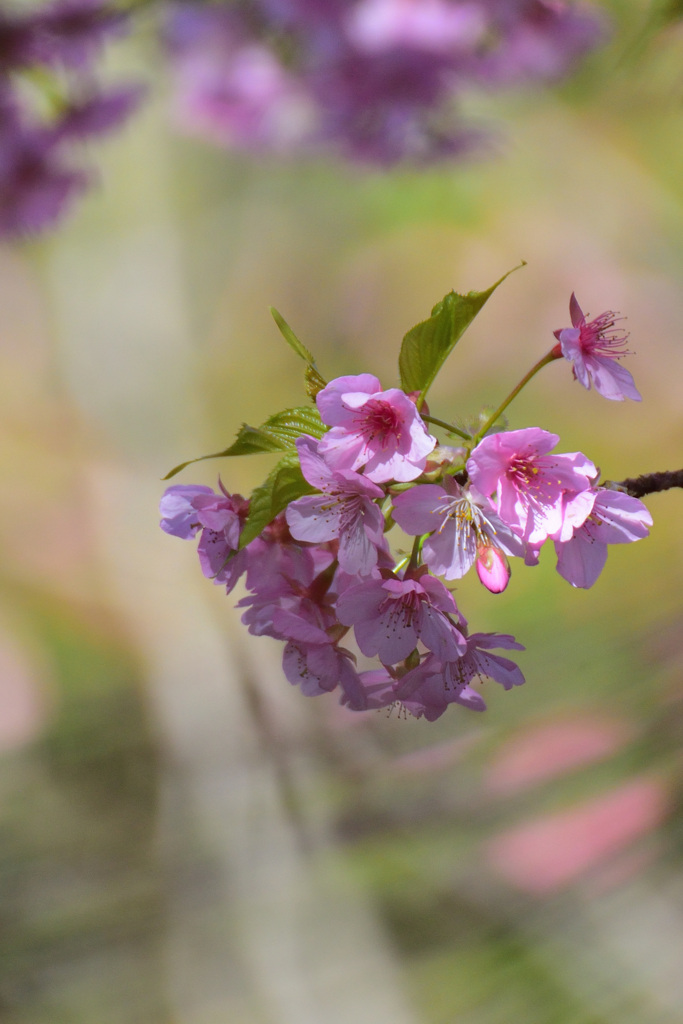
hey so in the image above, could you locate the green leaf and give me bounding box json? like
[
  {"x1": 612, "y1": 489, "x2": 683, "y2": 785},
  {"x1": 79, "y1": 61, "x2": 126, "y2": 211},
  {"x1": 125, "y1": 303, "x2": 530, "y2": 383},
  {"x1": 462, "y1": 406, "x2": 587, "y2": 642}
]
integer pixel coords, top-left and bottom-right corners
[
  {"x1": 270, "y1": 306, "x2": 316, "y2": 363},
  {"x1": 270, "y1": 306, "x2": 328, "y2": 399},
  {"x1": 239, "y1": 452, "x2": 315, "y2": 548},
  {"x1": 398, "y1": 262, "x2": 525, "y2": 405},
  {"x1": 163, "y1": 406, "x2": 326, "y2": 479},
  {"x1": 305, "y1": 363, "x2": 327, "y2": 399}
]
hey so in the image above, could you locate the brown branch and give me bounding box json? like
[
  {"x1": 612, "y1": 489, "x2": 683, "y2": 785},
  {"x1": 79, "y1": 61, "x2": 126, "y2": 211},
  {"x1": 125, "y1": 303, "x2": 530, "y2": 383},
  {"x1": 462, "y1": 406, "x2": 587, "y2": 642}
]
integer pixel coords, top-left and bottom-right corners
[{"x1": 608, "y1": 469, "x2": 683, "y2": 499}]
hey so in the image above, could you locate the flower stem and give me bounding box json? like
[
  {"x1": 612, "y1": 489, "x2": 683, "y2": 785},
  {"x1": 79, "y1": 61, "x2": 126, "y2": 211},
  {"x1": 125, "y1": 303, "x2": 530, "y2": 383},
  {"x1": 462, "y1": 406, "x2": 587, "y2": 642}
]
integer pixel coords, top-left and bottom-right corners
[
  {"x1": 468, "y1": 348, "x2": 561, "y2": 449},
  {"x1": 407, "y1": 534, "x2": 424, "y2": 572},
  {"x1": 422, "y1": 414, "x2": 471, "y2": 441}
]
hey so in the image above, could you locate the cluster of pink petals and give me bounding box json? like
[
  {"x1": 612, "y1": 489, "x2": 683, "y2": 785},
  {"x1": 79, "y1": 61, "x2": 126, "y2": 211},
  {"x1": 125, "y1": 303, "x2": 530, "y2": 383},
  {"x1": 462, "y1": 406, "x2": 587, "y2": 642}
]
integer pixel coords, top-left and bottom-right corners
[
  {"x1": 159, "y1": 392, "x2": 528, "y2": 716},
  {"x1": 161, "y1": 329, "x2": 653, "y2": 716},
  {"x1": 464, "y1": 427, "x2": 652, "y2": 588}
]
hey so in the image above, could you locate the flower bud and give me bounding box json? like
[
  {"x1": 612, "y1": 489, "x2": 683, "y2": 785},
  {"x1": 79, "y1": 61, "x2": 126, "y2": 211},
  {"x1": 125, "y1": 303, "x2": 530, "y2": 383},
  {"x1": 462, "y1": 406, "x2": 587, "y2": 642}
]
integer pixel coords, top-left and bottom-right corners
[{"x1": 476, "y1": 544, "x2": 510, "y2": 594}]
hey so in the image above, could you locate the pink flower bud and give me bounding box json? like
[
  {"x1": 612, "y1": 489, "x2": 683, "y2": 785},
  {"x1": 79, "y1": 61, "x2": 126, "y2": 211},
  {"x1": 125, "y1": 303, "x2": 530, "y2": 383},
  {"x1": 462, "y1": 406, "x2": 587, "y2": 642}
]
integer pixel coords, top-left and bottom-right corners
[{"x1": 476, "y1": 543, "x2": 510, "y2": 593}]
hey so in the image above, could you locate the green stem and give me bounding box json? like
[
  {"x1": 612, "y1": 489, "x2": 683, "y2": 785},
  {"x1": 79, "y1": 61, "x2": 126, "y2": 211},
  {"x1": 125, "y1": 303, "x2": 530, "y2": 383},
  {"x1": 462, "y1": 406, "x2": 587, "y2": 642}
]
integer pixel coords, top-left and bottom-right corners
[
  {"x1": 469, "y1": 348, "x2": 560, "y2": 449},
  {"x1": 407, "y1": 534, "x2": 424, "y2": 572},
  {"x1": 422, "y1": 414, "x2": 471, "y2": 441}
]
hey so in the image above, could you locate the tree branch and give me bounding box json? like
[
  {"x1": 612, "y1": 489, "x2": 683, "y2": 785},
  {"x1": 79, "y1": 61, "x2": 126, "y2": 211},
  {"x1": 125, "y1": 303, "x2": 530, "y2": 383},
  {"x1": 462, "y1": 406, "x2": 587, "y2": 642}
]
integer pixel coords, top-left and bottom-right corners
[{"x1": 609, "y1": 469, "x2": 683, "y2": 499}]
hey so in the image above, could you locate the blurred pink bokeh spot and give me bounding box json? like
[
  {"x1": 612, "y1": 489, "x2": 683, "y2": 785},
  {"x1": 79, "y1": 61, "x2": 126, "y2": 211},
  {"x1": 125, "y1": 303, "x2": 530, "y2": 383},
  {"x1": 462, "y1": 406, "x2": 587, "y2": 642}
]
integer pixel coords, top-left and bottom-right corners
[
  {"x1": 0, "y1": 631, "x2": 51, "y2": 751},
  {"x1": 486, "y1": 776, "x2": 668, "y2": 893},
  {"x1": 484, "y1": 713, "x2": 632, "y2": 796}
]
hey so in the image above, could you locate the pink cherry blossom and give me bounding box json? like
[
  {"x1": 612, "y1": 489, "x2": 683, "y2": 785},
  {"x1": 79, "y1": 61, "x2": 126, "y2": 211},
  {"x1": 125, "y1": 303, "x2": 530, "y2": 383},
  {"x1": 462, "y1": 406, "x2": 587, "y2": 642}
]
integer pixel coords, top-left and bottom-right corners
[
  {"x1": 279, "y1": 615, "x2": 367, "y2": 709},
  {"x1": 316, "y1": 373, "x2": 436, "y2": 483},
  {"x1": 391, "y1": 477, "x2": 524, "y2": 585},
  {"x1": 336, "y1": 571, "x2": 466, "y2": 664},
  {"x1": 554, "y1": 293, "x2": 641, "y2": 402},
  {"x1": 160, "y1": 481, "x2": 249, "y2": 591},
  {"x1": 286, "y1": 435, "x2": 388, "y2": 574},
  {"x1": 554, "y1": 487, "x2": 653, "y2": 588},
  {"x1": 159, "y1": 483, "x2": 216, "y2": 539},
  {"x1": 396, "y1": 632, "x2": 525, "y2": 720},
  {"x1": 467, "y1": 427, "x2": 596, "y2": 546}
]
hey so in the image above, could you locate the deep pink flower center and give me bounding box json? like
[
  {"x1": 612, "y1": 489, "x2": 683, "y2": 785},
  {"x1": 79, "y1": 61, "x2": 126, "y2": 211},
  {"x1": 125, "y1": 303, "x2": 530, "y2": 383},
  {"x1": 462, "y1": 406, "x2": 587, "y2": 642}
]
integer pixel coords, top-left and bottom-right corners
[
  {"x1": 507, "y1": 455, "x2": 540, "y2": 490},
  {"x1": 506, "y1": 455, "x2": 559, "y2": 511},
  {"x1": 579, "y1": 312, "x2": 631, "y2": 359},
  {"x1": 359, "y1": 398, "x2": 402, "y2": 448}
]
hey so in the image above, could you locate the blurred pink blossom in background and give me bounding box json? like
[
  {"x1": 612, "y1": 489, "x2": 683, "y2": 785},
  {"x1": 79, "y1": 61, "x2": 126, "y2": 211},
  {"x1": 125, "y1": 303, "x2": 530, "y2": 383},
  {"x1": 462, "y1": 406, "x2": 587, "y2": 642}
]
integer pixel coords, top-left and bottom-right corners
[{"x1": 486, "y1": 776, "x2": 668, "y2": 893}]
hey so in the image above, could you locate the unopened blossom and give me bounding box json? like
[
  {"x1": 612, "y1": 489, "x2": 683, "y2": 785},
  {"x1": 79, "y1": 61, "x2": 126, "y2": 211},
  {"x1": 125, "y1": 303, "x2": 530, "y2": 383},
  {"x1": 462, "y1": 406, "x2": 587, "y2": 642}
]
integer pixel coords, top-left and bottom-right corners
[
  {"x1": 396, "y1": 632, "x2": 525, "y2": 719},
  {"x1": 286, "y1": 436, "x2": 387, "y2": 575},
  {"x1": 554, "y1": 488, "x2": 653, "y2": 588},
  {"x1": 467, "y1": 427, "x2": 596, "y2": 546},
  {"x1": 475, "y1": 542, "x2": 510, "y2": 593},
  {"x1": 391, "y1": 477, "x2": 524, "y2": 587},
  {"x1": 336, "y1": 571, "x2": 466, "y2": 664},
  {"x1": 554, "y1": 293, "x2": 641, "y2": 402},
  {"x1": 316, "y1": 373, "x2": 436, "y2": 483}
]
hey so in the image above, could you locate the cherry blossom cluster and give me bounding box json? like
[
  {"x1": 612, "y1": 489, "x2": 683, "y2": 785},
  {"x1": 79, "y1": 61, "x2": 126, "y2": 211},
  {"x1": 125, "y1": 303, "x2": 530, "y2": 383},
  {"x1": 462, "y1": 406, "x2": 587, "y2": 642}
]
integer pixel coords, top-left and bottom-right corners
[
  {"x1": 160, "y1": 289, "x2": 654, "y2": 720},
  {"x1": 163, "y1": 0, "x2": 606, "y2": 164},
  {"x1": 0, "y1": 0, "x2": 608, "y2": 238},
  {"x1": 0, "y1": 0, "x2": 143, "y2": 238}
]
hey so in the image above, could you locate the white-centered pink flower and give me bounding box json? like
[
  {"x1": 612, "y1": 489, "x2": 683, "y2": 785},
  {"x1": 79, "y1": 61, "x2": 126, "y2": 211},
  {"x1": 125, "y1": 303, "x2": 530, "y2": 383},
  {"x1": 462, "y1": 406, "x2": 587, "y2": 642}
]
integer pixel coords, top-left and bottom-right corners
[
  {"x1": 316, "y1": 373, "x2": 436, "y2": 483},
  {"x1": 391, "y1": 477, "x2": 525, "y2": 589},
  {"x1": 286, "y1": 435, "x2": 388, "y2": 575},
  {"x1": 467, "y1": 427, "x2": 596, "y2": 546},
  {"x1": 554, "y1": 293, "x2": 641, "y2": 402}
]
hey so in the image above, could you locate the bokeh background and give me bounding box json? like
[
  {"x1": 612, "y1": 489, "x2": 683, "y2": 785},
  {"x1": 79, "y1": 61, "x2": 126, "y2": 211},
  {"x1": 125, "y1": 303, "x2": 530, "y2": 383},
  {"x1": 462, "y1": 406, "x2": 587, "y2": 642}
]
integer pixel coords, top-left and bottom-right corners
[{"x1": 2, "y1": 2, "x2": 683, "y2": 1021}]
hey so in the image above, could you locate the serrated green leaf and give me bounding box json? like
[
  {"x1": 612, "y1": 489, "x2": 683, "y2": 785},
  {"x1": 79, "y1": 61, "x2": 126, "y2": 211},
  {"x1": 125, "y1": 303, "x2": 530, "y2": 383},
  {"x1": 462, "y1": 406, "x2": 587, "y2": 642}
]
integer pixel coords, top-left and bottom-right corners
[
  {"x1": 163, "y1": 407, "x2": 326, "y2": 479},
  {"x1": 305, "y1": 363, "x2": 327, "y2": 398},
  {"x1": 239, "y1": 452, "x2": 315, "y2": 548},
  {"x1": 398, "y1": 262, "x2": 525, "y2": 406}
]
